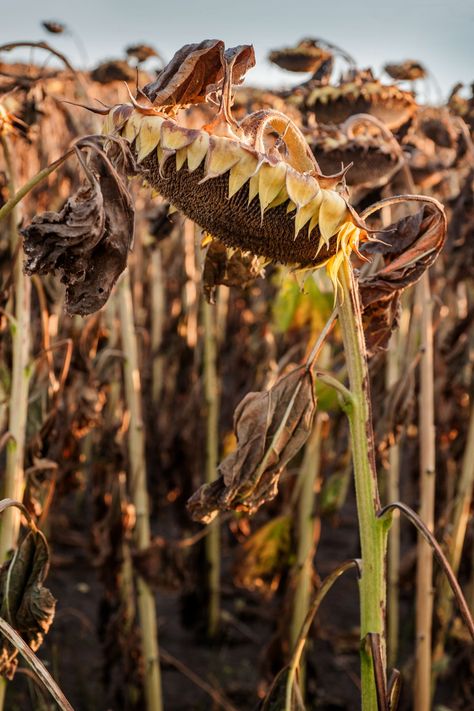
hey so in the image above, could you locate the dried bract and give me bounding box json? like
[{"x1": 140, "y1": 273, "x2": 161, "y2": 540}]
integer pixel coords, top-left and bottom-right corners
[{"x1": 360, "y1": 202, "x2": 447, "y2": 354}]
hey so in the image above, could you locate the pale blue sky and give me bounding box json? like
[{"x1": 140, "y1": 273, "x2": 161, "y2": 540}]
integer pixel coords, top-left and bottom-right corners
[{"x1": 2, "y1": 0, "x2": 473, "y2": 99}]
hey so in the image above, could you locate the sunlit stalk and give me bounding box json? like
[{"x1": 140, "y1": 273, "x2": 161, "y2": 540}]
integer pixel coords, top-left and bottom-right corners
[
  {"x1": 290, "y1": 412, "x2": 324, "y2": 692},
  {"x1": 434, "y1": 396, "x2": 474, "y2": 665},
  {"x1": 0, "y1": 134, "x2": 32, "y2": 711},
  {"x1": 202, "y1": 298, "x2": 221, "y2": 637},
  {"x1": 336, "y1": 260, "x2": 390, "y2": 711},
  {"x1": 414, "y1": 274, "x2": 436, "y2": 711},
  {"x1": 150, "y1": 249, "x2": 165, "y2": 405},
  {"x1": 118, "y1": 271, "x2": 163, "y2": 711}
]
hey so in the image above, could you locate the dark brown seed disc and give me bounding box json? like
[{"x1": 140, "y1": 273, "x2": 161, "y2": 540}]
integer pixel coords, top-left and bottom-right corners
[{"x1": 141, "y1": 152, "x2": 338, "y2": 268}]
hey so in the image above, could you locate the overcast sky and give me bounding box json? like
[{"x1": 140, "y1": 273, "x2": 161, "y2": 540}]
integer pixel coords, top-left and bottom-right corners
[{"x1": 2, "y1": 0, "x2": 473, "y2": 99}]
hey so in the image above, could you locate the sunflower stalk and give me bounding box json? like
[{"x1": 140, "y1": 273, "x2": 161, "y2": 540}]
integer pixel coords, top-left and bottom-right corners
[
  {"x1": 0, "y1": 134, "x2": 32, "y2": 710},
  {"x1": 336, "y1": 259, "x2": 390, "y2": 711},
  {"x1": 117, "y1": 271, "x2": 163, "y2": 711},
  {"x1": 414, "y1": 274, "x2": 436, "y2": 711},
  {"x1": 202, "y1": 298, "x2": 221, "y2": 637}
]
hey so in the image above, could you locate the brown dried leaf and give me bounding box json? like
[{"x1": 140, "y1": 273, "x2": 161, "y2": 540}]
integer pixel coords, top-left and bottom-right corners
[
  {"x1": 143, "y1": 39, "x2": 225, "y2": 106},
  {"x1": 359, "y1": 203, "x2": 447, "y2": 355},
  {"x1": 187, "y1": 366, "x2": 317, "y2": 522},
  {"x1": 143, "y1": 40, "x2": 255, "y2": 108},
  {"x1": 22, "y1": 137, "x2": 135, "y2": 315},
  {"x1": 0, "y1": 529, "x2": 56, "y2": 679},
  {"x1": 202, "y1": 240, "x2": 264, "y2": 303}
]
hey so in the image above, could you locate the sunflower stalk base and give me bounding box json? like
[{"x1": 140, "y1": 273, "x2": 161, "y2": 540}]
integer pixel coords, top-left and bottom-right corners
[{"x1": 336, "y1": 260, "x2": 390, "y2": 710}]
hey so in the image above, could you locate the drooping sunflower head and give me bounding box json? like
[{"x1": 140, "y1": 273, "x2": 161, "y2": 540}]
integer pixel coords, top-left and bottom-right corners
[{"x1": 100, "y1": 40, "x2": 370, "y2": 294}]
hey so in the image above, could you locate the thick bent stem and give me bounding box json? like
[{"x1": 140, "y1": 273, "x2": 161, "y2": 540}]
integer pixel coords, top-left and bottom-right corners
[{"x1": 336, "y1": 259, "x2": 390, "y2": 711}]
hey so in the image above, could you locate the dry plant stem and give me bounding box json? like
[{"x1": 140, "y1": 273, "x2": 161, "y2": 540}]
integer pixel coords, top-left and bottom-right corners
[
  {"x1": 0, "y1": 136, "x2": 32, "y2": 711},
  {"x1": 336, "y1": 259, "x2": 389, "y2": 711},
  {"x1": 150, "y1": 249, "x2": 165, "y2": 405},
  {"x1": 386, "y1": 333, "x2": 401, "y2": 669},
  {"x1": 290, "y1": 411, "x2": 324, "y2": 690},
  {"x1": 434, "y1": 397, "x2": 474, "y2": 663},
  {"x1": 118, "y1": 271, "x2": 163, "y2": 711},
  {"x1": 0, "y1": 617, "x2": 75, "y2": 711},
  {"x1": 414, "y1": 274, "x2": 436, "y2": 711},
  {"x1": 0, "y1": 150, "x2": 73, "y2": 225},
  {"x1": 286, "y1": 559, "x2": 360, "y2": 711},
  {"x1": 202, "y1": 298, "x2": 221, "y2": 637}
]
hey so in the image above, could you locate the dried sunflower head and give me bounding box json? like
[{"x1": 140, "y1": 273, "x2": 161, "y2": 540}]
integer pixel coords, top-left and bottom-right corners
[
  {"x1": 292, "y1": 68, "x2": 418, "y2": 132},
  {"x1": 100, "y1": 40, "x2": 371, "y2": 294}
]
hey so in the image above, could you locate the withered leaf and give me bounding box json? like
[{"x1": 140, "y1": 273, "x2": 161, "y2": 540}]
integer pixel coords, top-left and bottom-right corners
[
  {"x1": 233, "y1": 515, "x2": 291, "y2": 594},
  {"x1": 0, "y1": 529, "x2": 56, "y2": 679},
  {"x1": 359, "y1": 203, "x2": 447, "y2": 355},
  {"x1": 143, "y1": 40, "x2": 225, "y2": 106},
  {"x1": 143, "y1": 40, "x2": 255, "y2": 108},
  {"x1": 202, "y1": 240, "x2": 264, "y2": 303},
  {"x1": 187, "y1": 365, "x2": 317, "y2": 523},
  {"x1": 22, "y1": 136, "x2": 135, "y2": 315}
]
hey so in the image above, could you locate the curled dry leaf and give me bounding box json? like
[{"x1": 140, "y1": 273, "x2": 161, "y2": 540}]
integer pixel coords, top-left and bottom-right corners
[
  {"x1": 22, "y1": 136, "x2": 135, "y2": 315},
  {"x1": 202, "y1": 239, "x2": 265, "y2": 303},
  {"x1": 0, "y1": 529, "x2": 56, "y2": 679},
  {"x1": 143, "y1": 40, "x2": 255, "y2": 109},
  {"x1": 187, "y1": 365, "x2": 316, "y2": 523},
  {"x1": 359, "y1": 202, "x2": 447, "y2": 355}
]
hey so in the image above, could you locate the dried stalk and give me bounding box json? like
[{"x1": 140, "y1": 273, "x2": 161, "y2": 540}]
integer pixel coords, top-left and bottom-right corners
[
  {"x1": 150, "y1": 248, "x2": 165, "y2": 405},
  {"x1": 118, "y1": 271, "x2": 163, "y2": 711},
  {"x1": 0, "y1": 617, "x2": 75, "y2": 711},
  {"x1": 0, "y1": 134, "x2": 32, "y2": 707},
  {"x1": 434, "y1": 396, "x2": 474, "y2": 664},
  {"x1": 414, "y1": 274, "x2": 436, "y2": 711},
  {"x1": 202, "y1": 298, "x2": 221, "y2": 637},
  {"x1": 285, "y1": 559, "x2": 361, "y2": 711},
  {"x1": 336, "y1": 259, "x2": 390, "y2": 711},
  {"x1": 289, "y1": 390, "x2": 326, "y2": 689}
]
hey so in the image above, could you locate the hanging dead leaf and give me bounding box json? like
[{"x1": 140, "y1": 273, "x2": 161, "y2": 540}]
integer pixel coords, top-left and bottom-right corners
[
  {"x1": 22, "y1": 136, "x2": 135, "y2": 315},
  {"x1": 143, "y1": 40, "x2": 225, "y2": 107},
  {"x1": 359, "y1": 201, "x2": 447, "y2": 355},
  {"x1": 187, "y1": 365, "x2": 317, "y2": 522}
]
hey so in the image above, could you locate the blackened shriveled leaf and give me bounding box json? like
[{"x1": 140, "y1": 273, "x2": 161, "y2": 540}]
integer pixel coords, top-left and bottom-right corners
[
  {"x1": 22, "y1": 137, "x2": 135, "y2": 315},
  {"x1": 202, "y1": 240, "x2": 264, "y2": 303},
  {"x1": 187, "y1": 366, "x2": 317, "y2": 522},
  {"x1": 359, "y1": 203, "x2": 446, "y2": 355},
  {"x1": 0, "y1": 530, "x2": 56, "y2": 679}
]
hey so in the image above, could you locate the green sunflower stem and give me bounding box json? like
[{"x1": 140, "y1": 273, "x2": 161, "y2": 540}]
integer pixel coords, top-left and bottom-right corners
[{"x1": 336, "y1": 260, "x2": 390, "y2": 711}]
